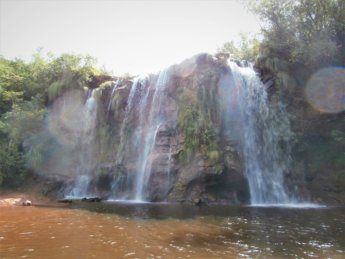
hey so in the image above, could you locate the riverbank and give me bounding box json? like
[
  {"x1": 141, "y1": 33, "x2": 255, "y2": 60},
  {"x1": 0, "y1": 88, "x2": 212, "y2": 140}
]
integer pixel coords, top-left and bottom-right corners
[{"x1": 0, "y1": 191, "x2": 51, "y2": 207}]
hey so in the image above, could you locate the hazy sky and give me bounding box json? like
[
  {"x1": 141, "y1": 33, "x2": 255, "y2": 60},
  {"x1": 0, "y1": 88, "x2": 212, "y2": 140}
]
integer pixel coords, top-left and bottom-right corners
[{"x1": 0, "y1": 0, "x2": 261, "y2": 75}]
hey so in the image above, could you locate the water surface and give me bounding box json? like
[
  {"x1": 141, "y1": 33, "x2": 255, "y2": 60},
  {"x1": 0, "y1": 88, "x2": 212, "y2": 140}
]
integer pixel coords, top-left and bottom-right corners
[{"x1": 0, "y1": 203, "x2": 344, "y2": 258}]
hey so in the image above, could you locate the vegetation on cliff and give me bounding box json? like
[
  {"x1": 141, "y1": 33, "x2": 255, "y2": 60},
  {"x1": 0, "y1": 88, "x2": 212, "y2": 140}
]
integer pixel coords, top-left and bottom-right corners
[{"x1": 177, "y1": 68, "x2": 221, "y2": 167}]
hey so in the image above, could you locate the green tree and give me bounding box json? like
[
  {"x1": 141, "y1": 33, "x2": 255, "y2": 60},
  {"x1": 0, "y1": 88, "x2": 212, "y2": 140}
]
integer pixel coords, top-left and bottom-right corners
[
  {"x1": 0, "y1": 53, "x2": 104, "y2": 187},
  {"x1": 249, "y1": 0, "x2": 344, "y2": 68},
  {"x1": 217, "y1": 33, "x2": 260, "y2": 61}
]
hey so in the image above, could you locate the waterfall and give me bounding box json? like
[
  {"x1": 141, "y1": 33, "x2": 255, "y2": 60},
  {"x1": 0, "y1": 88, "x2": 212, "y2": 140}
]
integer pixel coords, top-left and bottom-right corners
[
  {"x1": 65, "y1": 89, "x2": 97, "y2": 198},
  {"x1": 65, "y1": 59, "x2": 295, "y2": 204},
  {"x1": 67, "y1": 175, "x2": 91, "y2": 198},
  {"x1": 115, "y1": 76, "x2": 147, "y2": 165},
  {"x1": 134, "y1": 68, "x2": 171, "y2": 201},
  {"x1": 108, "y1": 77, "x2": 146, "y2": 200},
  {"x1": 224, "y1": 62, "x2": 295, "y2": 205},
  {"x1": 166, "y1": 143, "x2": 173, "y2": 179},
  {"x1": 107, "y1": 80, "x2": 119, "y2": 114},
  {"x1": 109, "y1": 69, "x2": 171, "y2": 201}
]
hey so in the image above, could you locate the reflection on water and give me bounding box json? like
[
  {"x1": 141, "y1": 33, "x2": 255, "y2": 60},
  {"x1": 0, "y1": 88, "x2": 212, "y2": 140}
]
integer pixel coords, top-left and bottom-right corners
[{"x1": 0, "y1": 204, "x2": 344, "y2": 258}]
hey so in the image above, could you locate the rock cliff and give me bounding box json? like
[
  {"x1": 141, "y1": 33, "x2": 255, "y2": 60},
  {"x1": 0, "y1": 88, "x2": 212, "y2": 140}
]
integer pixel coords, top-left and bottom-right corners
[
  {"x1": 87, "y1": 54, "x2": 250, "y2": 204},
  {"x1": 41, "y1": 53, "x2": 344, "y2": 205}
]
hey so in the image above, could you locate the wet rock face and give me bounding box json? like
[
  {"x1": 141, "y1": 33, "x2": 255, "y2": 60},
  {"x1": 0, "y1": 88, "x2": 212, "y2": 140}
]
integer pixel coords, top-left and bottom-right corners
[
  {"x1": 165, "y1": 154, "x2": 249, "y2": 205},
  {"x1": 204, "y1": 169, "x2": 250, "y2": 204},
  {"x1": 146, "y1": 124, "x2": 176, "y2": 201},
  {"x1": 61, "y1": 54, "x2": 251, "y2": 204}
]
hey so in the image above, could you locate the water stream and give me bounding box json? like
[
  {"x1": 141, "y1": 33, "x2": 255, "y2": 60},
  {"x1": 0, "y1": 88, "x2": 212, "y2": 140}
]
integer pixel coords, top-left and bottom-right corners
[
  {"x1": 107, "y1": 79, "x2": 119, "y2": 114},
  {"x1": 110, "y1": 68, "x2": 172, "y2": 201},
  {"x1": 65, "y1": 89, "x2": 97, "y2": 198},
  {"x1": 223, "y1": 63, "x2": 295, "y2": 205},
  {"x1": 116, "y1": 76, "x2": 144, "y2": 166},
  {"x1": 134, "y1": 68, "x2": 171, "y2": 201}
]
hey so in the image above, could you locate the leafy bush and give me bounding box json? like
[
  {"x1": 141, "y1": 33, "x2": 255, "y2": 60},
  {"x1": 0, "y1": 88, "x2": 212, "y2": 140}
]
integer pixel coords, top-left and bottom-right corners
[{"x1": 217, "y1": 33, "x2": 260, "y2": 61}]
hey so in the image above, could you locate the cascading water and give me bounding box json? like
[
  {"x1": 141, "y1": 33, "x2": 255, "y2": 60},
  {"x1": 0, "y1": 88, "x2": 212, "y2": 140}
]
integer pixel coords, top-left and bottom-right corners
[
  {"x1": 116, "y1": 76, "x2": 144, "y2": 165},
  {"x1": 223, "y1": 62, "x2": 295, "y2": 205},
  {"x1": 107, "y1": 80, "x2": 119, "y2": 114},
  {"x1": 61, "y1": 54, "x2": 300, "y2": 204},
  {"x1": 68, "y1": 175, "x2": 91, "y2": 198},
  {"x1": 110, "y1": 75, "x2": 150, "y2": 200},
  {"x1": 166, "y1": 143, "x2": 173, "y2": 181},
  {"x1": 134, "y1": 68, "x2": 171, "y2": 201},
  {"x1": 110, "y1": 69, "x2": 172, "y2": 201},
  {"x1": 66, "y1": 89, "x2": 97, "y2": 198}
]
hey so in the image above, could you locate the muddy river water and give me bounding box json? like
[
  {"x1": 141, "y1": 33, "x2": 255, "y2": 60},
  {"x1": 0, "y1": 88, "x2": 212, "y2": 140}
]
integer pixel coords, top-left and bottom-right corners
[{"x1": 0, "y1": 202, "x2": 344, "y2": 258}]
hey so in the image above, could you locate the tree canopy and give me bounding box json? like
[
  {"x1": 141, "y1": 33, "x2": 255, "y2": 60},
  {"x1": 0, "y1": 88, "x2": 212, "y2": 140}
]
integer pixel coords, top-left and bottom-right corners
[
  {"x1": 218, "y1": 0, "x2": 344, "y2": 69},
  {"x1": 250, "y1": 0, "x2": 344, "y2": 68}
]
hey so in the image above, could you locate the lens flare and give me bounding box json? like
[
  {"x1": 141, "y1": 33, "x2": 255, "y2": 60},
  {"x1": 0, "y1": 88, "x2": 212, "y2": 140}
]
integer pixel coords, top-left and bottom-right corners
[
  {"x1": 48, "y1": 90, "x2": 86, "y2": 146},
  {"x1": 305, "y1": 67, "x2": 345, "y2": 114}
]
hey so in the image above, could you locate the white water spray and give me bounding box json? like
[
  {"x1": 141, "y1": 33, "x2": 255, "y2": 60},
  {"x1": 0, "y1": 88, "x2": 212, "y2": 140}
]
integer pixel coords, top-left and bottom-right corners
[
  {"x1": 134, "y1": 68, "x2": 171, "y2": 200},
  {"x1": 116, "y1": 76, "x2": 146, "y2": 165},
  {"x1": 66, "y1": 89, "x2": 97, "y2": 198},
  {"x1": 107, "y1": 80, "x2": 120, "y2": 114},
  {"x1": 225, "y1": 63, "x2": 295, "y2": 205}
]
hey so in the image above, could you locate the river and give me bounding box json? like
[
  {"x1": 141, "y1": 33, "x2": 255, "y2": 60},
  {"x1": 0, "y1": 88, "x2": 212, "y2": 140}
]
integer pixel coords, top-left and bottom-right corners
[{"x1": 0, "y1": 202, "x2": 344, "y2": 258}]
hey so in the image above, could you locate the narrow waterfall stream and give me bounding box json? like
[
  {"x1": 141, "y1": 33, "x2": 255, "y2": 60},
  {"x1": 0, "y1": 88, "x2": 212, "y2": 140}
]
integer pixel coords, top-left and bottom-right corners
[
  {"x1": 107, "y1": 80, "x2": 119, "y2": 115},
  {"x1": 65, "y1": 89, "x2": 97, "y2": 198},
  {"x1": 226, "y1": 62, "x2": 295, "y2": 205},
  {"x1": 134, "y1": 68, "x2": 171, "y2": 200},
  {"x1": 109, "y1": 68, "x2": 172, "y2": 201},
  {"x1": 116, "y1": 76, "x2": 145, "y2": 166}
]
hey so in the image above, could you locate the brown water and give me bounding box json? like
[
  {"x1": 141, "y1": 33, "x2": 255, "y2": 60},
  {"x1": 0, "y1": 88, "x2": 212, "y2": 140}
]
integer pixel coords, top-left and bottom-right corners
[{"x1": 0, "y1": 203, "x2": 344, "y2": 258}]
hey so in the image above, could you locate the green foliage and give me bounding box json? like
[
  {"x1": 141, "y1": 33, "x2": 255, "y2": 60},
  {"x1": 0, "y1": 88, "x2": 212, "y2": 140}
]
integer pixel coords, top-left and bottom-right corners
[
  {"x1": 0, "y1": 53, "x2": 104, "y2": 187},
  {"x1": 331, "y1": 130, "x2": 345, "y2": 144},
  {"x1": 1, "y1": 96, "x2": 45, "y2": 144},
  {"x1": 207, "y1": 150, "x2": 220, "y2": 162},
  {"x1": 217, "y1": 34, "x2": 260, "y2": 61},
  {"x1": 249, "y1": 0, "x2": 345, "y2": 68},
  {"x1": 330, "y1": 130, "x2": 345, "y2": 173},
  {"x1": 177, "y1": 76, "x2": 221, "y2": 166},
  {"x1": 178, "y1": 105, "x2": 200, "y2": 161},
  {"x1": 24, "y1": 131, "x2": 58, "y2": 171},
  {"x1": 0, "y1": 96, "x2": 45, "y2": 186},
  {"x1": 46, "y1": 54, "x2": 100, "y2": 101},
  {"x1": 299, "y1": 133, "x2": 345, "y2": 185},
  {"x1": 0, "y1": 143, "x2": 26, "y2": 186}
]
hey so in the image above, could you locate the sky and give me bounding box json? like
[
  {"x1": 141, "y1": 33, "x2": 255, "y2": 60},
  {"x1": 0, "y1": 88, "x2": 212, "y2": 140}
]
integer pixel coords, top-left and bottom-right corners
[{"x1": 0, "y1": 0, "x2": 261, "y2": 75}]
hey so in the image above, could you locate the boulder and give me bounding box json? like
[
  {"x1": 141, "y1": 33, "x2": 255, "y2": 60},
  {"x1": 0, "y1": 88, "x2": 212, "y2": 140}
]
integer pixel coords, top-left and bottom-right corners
[{"x1": 22, "y1": 200, "x2": 32, "y2": 206}]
